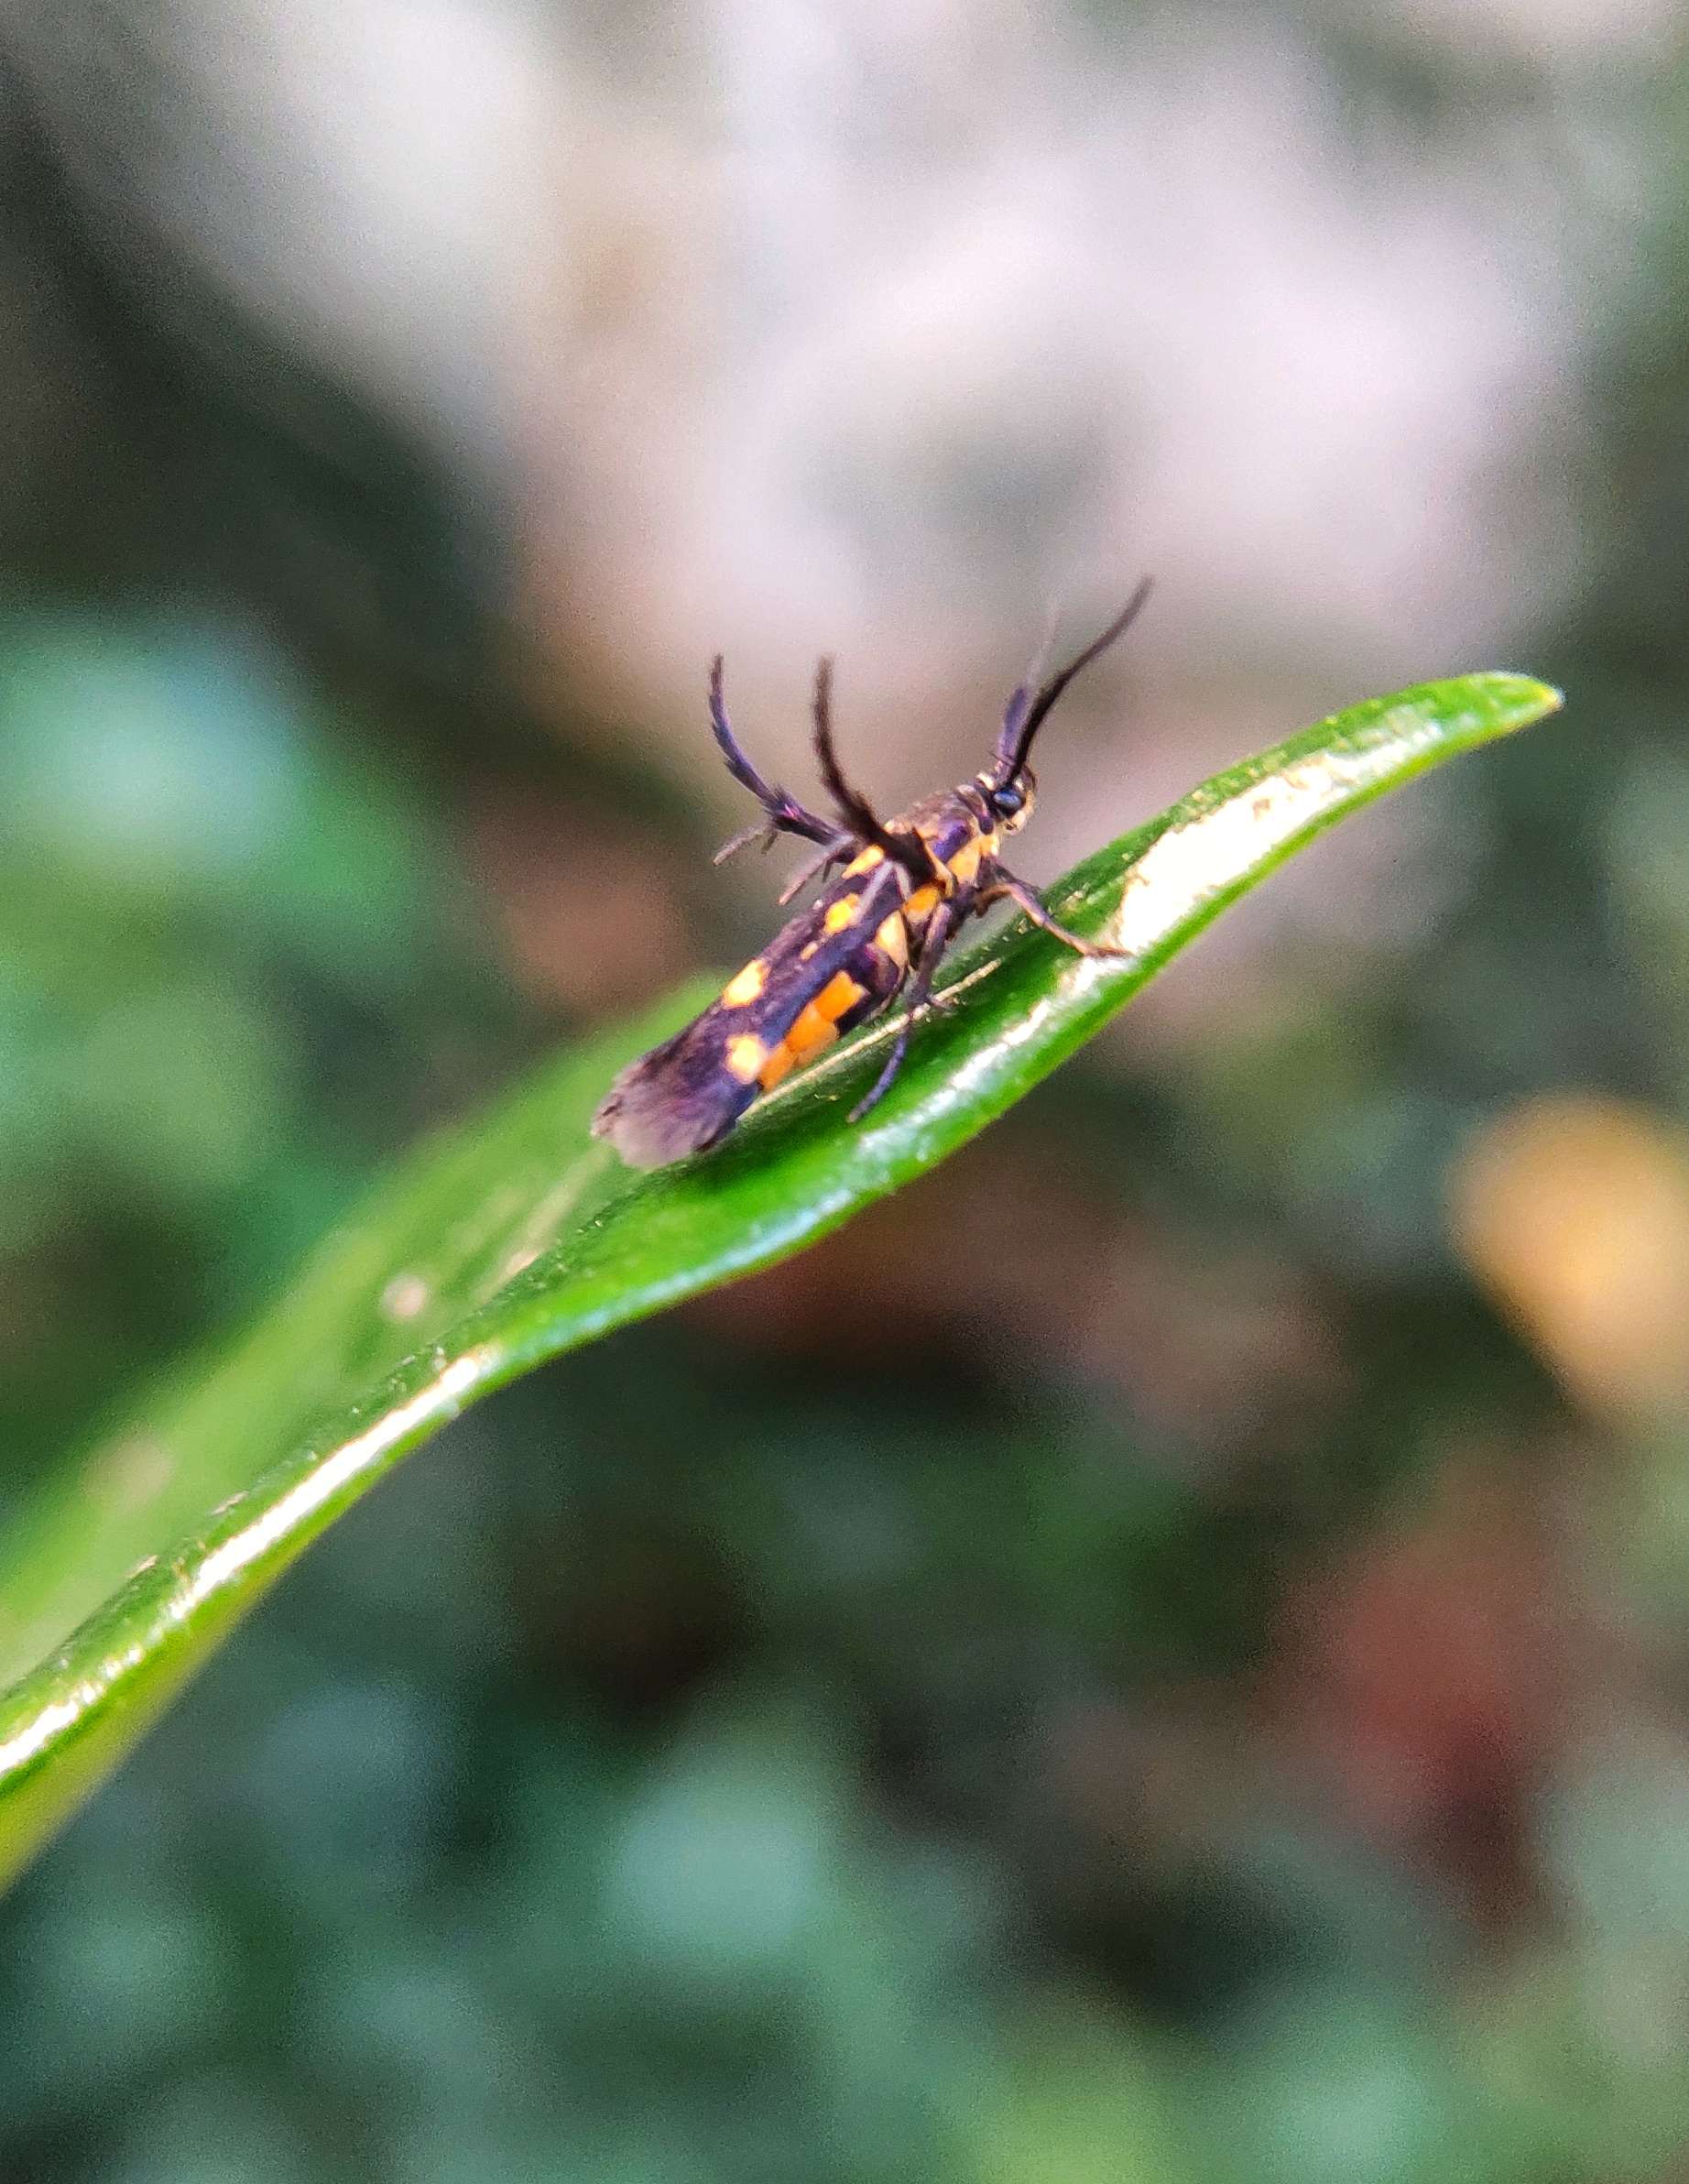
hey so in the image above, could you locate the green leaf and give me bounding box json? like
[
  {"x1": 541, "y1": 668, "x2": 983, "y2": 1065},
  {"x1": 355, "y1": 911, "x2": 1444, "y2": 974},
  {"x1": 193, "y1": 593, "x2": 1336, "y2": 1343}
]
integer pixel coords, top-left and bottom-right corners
[{"x1": 0, "y1": 671, "x2": 1561, "y2": 1887}]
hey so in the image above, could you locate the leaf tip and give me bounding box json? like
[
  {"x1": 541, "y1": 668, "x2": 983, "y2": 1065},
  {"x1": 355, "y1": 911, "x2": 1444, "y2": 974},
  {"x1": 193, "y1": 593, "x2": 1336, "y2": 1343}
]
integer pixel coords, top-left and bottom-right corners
[{"x1": 1485, "y1": 672, "x2": 1565, "y2": 729}]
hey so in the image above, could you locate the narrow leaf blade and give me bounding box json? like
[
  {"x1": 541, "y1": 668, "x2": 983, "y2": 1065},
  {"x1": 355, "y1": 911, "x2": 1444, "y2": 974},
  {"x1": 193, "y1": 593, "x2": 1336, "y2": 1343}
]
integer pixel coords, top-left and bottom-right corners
[{"x1": 0, "y1": 671, "x2": 1562, "y2": 1886}]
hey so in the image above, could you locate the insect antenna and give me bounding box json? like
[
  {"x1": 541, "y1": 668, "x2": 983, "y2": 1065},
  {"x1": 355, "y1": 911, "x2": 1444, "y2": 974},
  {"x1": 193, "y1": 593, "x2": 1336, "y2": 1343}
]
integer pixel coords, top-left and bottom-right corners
[
  {"x1": 991, "y1": 575, "x2": 1153, "y2": 790},
  {"x1": 811, "y1": 658, "x2": 931, "y2": 881},
  {"x1": 709, "y1": 657, "x2": 837, "y2": 847},
  {"x1": 995, "y1": 606, "x2": 1061, "y2": 760}
]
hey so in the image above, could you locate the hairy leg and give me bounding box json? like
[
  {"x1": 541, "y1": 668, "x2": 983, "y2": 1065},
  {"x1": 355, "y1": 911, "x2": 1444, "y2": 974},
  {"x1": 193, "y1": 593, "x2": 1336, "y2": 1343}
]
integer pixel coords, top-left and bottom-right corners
[{"x1": 978, "y1": 868, "x2": 1128, "y2": 958}]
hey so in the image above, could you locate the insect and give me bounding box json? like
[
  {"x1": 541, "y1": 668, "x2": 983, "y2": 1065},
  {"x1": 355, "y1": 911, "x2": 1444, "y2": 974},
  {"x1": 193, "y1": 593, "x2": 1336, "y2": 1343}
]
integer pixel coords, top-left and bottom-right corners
[{"x1": 591, "y1": 579, "x2": 1152, "y2": 1169}]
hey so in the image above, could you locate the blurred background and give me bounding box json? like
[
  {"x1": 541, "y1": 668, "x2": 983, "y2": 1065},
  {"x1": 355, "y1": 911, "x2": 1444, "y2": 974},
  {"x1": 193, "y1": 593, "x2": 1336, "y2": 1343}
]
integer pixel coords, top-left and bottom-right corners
[{"x1": 0, "y1": 0, "x2": 1685, "y2": 2178}]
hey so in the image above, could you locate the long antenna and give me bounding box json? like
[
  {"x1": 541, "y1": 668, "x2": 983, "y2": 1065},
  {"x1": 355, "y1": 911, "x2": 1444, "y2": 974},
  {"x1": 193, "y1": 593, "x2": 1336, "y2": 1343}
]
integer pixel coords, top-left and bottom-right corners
[{"x1": 993, "y1": 575, "x2": 1153, "y2": 787}]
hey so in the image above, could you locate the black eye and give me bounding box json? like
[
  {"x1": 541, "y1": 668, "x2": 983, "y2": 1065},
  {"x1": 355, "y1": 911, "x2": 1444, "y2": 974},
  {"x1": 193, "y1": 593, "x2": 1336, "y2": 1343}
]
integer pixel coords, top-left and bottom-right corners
[{"x1": 995, "y1": 783, "x2": 1024, "y2": 817}]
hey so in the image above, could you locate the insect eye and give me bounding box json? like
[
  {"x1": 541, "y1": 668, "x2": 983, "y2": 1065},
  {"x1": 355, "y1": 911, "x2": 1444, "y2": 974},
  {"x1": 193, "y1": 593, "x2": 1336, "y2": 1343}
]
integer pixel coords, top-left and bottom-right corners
[{"x1": 994, "y1": 781, "x2": 1026, "y2": 820}]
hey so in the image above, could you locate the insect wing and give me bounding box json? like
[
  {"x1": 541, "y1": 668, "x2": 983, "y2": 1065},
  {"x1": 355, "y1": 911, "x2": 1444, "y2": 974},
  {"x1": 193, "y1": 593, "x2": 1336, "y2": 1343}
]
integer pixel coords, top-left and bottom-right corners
[{"x1": 592, "y1": 860, "x2": 906, "y2": 1169}]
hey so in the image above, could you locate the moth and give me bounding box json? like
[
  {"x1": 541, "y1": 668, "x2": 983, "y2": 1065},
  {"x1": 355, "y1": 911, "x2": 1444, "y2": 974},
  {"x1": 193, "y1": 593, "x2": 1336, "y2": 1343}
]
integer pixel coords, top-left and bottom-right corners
[{"x1": 592, "y1": 579, "x2": 1151, "y2": 1170}]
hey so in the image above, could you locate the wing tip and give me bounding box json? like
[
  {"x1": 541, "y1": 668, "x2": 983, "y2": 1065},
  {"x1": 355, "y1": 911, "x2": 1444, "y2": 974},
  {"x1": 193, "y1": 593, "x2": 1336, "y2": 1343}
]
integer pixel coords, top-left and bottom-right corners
[{"x1": 591, "y1": 1056, "x2": 746, "y2": 1171}]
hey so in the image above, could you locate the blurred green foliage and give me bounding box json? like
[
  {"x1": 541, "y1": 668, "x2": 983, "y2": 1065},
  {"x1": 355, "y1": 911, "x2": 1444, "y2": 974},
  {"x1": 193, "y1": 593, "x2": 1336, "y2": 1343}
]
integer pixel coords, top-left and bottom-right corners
[{"x1": 0, "y1": 606, "x2": 517, "y2": 1513}]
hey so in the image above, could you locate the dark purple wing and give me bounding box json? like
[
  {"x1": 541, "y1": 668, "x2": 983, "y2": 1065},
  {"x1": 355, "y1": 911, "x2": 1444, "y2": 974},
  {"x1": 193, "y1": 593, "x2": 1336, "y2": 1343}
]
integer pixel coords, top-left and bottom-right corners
[
  {"x1": 592, "y1": 858, "x2": 906, "y2": 1168},
  {"x1": 590, "y1": 1015, "x2": 759, "y2": 1171}
]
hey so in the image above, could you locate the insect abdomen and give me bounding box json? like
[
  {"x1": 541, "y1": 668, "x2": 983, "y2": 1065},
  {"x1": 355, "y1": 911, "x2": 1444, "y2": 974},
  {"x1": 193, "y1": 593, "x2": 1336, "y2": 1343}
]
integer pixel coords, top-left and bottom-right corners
[
  {"x1": 591, "y1": 868, "x2": 906, "y2": 1169},
  {"x1": 745, "y1": 937, "x2": 903, "y2": 1093}
]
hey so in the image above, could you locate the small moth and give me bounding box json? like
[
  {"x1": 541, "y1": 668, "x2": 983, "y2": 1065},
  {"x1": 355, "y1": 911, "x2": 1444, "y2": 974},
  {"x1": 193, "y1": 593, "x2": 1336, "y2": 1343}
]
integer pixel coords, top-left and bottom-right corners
[{"x1": 592, "y1": 580, "x2": 1151, "y2": 1169}]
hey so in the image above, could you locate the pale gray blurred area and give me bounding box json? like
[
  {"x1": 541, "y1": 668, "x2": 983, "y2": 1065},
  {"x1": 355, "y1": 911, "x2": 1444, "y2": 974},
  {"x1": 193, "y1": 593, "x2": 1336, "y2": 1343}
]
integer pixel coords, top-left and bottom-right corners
[{"x1": 0, "y1": 0, "x2": 1661, "y2": 942}]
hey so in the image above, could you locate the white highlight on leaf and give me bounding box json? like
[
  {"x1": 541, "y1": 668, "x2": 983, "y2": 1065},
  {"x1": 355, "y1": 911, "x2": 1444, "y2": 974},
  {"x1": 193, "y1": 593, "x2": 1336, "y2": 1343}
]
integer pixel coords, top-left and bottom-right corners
[
  {"x1": 183, "y1": 1352, "x2": 484, "y2": 1610},
  {"x1": 0, "y1": 1696, "x2": 83, "y2": 1776},
  {"x1": 0, "y1": 1352, "x2": 487, "y2": 1782},
  {"x1": 1104, "y1": 728, "x2": 1442, "y2": 960}
]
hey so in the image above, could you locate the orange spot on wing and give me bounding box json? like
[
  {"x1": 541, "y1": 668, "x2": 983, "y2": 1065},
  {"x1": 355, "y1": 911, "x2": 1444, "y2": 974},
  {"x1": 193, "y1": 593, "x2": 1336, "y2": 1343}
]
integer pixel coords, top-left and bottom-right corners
[
  {"x1": 721, "y1": 959, "x2": 765, "y2": 1007},
  {"x1": 725, "y1": 1034, "x2": 768, "y2": 1084},
  {"x1": 844, "y1": 845, "x2": 885, "y2": 876},
  {"x1": 823, "y1": 893, "x2": 861, "y2": 934}
]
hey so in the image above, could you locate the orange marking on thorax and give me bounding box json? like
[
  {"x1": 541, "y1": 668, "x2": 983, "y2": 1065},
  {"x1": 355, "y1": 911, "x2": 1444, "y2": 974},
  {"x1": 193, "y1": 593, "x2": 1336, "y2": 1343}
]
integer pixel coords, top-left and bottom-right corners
[{"x1": 944, "y1": 837, "x2": 984, "y2": 887}]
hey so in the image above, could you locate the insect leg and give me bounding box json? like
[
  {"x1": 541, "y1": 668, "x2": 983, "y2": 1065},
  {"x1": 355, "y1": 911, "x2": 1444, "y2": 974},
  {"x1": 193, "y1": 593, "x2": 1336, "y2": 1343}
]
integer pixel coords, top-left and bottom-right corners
[
  {"x1": 777, "y1": 834, "x2": 855, "y2": 904},
  {"x1": 979, "y1": 866, "x2": 1128, "y2": 958},
  {"x1": 812, "y1": 659, "x2": 933, "y2": 883},
  {"x1": 848, "y1": 897, "x2": 956, "y2": 1122},
  {"x1": 713, "y1": 819, "x2": 775, "y2": 866},
  {"x1": 714, "y1": 824, "x2": 855, "y2": 881},
  {"x1": 710, "y1": 656, "x2": 838, "y2": 847}
]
